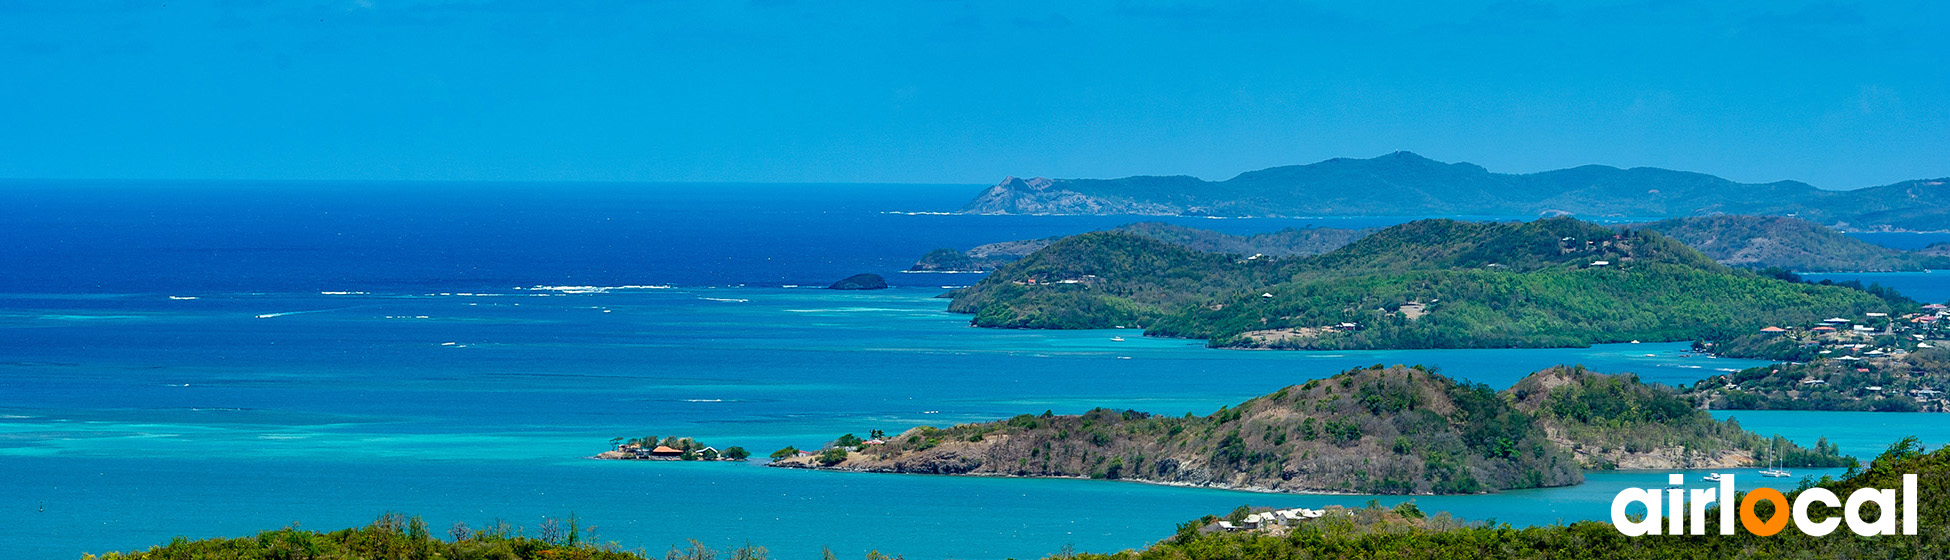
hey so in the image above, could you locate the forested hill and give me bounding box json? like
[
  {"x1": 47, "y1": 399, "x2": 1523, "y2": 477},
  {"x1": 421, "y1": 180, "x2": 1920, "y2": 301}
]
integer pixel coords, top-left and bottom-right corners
[
  {"x1": 948, "y1": 217, "x2": 1905, "y2": 349},
  {"x1": 961, "y1": 151, "x2": 1950, "y2": 231},
  {"x1": 771, "y1": 365, "x2": 1849, "y2": 495},
  {"x1": 1639, "y1": 215, "x2": 1950, "y2": 272},
  {"x1": 910, "y1": 222, "x2": 1368, "y2": 272}
]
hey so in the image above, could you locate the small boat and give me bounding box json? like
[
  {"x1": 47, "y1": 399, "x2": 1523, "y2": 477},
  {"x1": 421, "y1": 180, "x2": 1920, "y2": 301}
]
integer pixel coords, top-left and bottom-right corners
[
  {"x1": 1110, "y1": 336, "x2": 1126, "y2": 342},
  {"x1": 1760, "y1": 469, "x2": 1792, "y2": 478},
  {"x1": 1702, "y1": 473, "x2": 1727, "y2": 482}
]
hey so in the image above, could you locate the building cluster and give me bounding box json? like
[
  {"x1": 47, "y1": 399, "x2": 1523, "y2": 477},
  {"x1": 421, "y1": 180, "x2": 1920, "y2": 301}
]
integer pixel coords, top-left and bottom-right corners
[{"x1": 1204, "y1": 507, "x2": 1333, "y2": 534}]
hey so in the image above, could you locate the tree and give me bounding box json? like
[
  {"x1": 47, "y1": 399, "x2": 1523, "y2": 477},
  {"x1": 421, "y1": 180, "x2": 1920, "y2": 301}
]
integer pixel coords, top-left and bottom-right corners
[
  {"x1": 723, "y1": 446, "x2": 752, "y2": 461},
  {"x1": 768, "y1": 446, "x2": 799, "y2": 461},
  {"x1": 816, "y1": 448, "x2": 848, "y2": 466}
]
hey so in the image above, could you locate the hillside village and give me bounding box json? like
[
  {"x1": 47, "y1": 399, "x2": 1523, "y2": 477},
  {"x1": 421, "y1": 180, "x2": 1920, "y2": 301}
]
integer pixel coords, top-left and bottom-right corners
[{"x1": 1686, "y1": 304, "x2": 1950, "y2": 411}]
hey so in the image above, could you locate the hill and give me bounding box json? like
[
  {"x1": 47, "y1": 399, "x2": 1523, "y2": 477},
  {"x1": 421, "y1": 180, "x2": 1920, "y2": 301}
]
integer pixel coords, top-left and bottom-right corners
[
  {"x1": 769, "y1": 365, "x2": 1848, "y2": 495},
  {"x1": 1639, "y1": 215, "x2": 1950, "y2": 272},
  {"x1": 949, "y1": 217, "x2": 1903, "y2": 349},
  {"x1": 909, "y1": 223, "x2": 1368, "y2": 272},
  {"x1": 962, "y1": 152, "x2": 1950, "y2": 232}
]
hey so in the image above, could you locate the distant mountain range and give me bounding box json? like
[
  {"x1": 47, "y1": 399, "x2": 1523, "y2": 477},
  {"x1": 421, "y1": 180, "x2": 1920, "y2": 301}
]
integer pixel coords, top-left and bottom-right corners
[{"x1": 960, "y1": 152, "x2": 1950, "y2": 231}]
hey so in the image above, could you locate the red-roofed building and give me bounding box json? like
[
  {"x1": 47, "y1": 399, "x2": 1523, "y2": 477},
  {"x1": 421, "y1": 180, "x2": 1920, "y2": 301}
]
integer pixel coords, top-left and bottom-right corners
[{"x1": 1760, "y1": 326, "x2": 1786, "y2": 334}]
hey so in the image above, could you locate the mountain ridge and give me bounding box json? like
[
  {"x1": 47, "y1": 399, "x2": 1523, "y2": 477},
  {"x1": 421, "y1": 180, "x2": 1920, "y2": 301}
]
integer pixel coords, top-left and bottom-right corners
[{"x1": 962, "y1": 152, "x2": 1950, "y2": 231}]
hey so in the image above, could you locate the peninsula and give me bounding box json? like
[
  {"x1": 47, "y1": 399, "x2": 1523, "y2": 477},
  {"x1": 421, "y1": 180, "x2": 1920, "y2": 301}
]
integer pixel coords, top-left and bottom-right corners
[
  {"x1": 769, "y1": 365, "x2": 1850, "y2": 495},
  {"x1": 947, "y1": 217, "x2": 1905, "y2": 350}
]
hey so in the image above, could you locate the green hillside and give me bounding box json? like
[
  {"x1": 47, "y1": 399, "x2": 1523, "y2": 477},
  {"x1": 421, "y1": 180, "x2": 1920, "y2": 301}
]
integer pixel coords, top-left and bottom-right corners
[
  {"x1": 771, "y1": 366, "x2": 1847, "y2": 495},
  {"x1": 1641, "y1": 215, "x2": 1950, "y2": 272},
  {"x1": 950, "y1": 218, "x2": 1901, "y2": 350}
]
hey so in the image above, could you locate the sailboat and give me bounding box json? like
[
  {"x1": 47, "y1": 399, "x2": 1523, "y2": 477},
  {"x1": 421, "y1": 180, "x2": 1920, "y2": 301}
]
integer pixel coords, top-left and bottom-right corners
[{"x1": 1759, "y1": 438, "x2": 1791, "y2": 478}]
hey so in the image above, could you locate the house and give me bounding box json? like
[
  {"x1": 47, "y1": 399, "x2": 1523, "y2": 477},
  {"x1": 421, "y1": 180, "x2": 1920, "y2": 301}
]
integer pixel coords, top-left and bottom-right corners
[
  {"x1": 1823, "y1": 317, "x2": 1852, "y2": 325},
  {"x1": 650, "y1": 446, "x2": 683, "y2": 457},
  {"x1": 1759, "y1": 326, "x2": 1787, "y2": 334},
  {"x1": 1812, "y1": 326, "x2": 1837, "y2": 333},
  {"x1": 864, "y1": 439, "x2": 886, "y2": 446},
  {"x1": 1589, "y1": 260, "x2": 1610, "y2": 267}
]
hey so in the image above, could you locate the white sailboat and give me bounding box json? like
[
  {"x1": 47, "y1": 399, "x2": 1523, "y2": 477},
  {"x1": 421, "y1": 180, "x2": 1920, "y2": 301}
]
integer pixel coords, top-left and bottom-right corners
[{"x1": 1760, "y1": 438, "x2": 1791, "y2": 478}]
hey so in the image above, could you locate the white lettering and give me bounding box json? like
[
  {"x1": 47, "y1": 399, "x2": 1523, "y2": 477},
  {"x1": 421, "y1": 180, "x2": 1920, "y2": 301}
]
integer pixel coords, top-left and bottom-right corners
[
  {"x1": 1844, "y1": 488, "x2": 1896, "y2": 536},
  {"x1": 1792, "y1": 488, "x2": 1841, "y2": 537},
  {"x1": 1611, "y1": 487, "x2": 1663, "y2": 536}
]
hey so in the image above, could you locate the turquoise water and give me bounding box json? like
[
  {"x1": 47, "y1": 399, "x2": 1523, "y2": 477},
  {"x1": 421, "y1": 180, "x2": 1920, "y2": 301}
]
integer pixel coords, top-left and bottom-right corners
[
  {"x1": 4, "y1": 183, "x2": 1949, "y2": 559},
  {"x1": 6, "y1": 288, "x2": 1943, "y2": 559}
]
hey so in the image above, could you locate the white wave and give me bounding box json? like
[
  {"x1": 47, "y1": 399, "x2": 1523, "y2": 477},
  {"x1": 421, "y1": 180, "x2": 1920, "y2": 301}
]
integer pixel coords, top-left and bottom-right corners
[
  {"x1": 167, "y1": 296, "x2": 199, "y2": 300},
  {"x1": 699, "y1": 297, "x2": 750, "y2": 303},
  {"x1": 319, "y1": 291, "x2": 368, "y2": 295},
  {"x1": 684, "y1": 399, "x2": 725, "y2": 403},
  {"x1": 522, "y1": 285, "x2": 674, "y2": 294},
  {"x1": 880, "y1": 211, "x2": 956, "y2": 216}
]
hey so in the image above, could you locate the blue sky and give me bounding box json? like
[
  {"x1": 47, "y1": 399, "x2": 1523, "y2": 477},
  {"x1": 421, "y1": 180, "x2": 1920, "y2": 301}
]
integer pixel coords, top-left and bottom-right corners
[{"x1": 2, "y1": 1, "x2": 1944, "y2": 187}]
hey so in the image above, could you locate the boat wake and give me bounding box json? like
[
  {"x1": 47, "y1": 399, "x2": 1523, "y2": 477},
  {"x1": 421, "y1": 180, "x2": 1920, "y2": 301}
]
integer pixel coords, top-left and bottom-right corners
[{"x1": 253, "y1": 306, "x2": 359, "y2": 319}]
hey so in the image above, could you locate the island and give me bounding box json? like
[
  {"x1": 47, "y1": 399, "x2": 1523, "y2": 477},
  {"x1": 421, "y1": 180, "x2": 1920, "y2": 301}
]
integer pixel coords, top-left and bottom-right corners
[
  {"x1": 767, "y1": 365, "x2": 1851, "y2": 495},
  {"x1": 961, "y1": 151, "x2": 1950, "y2": 232},
  {"x1": 947, "y1": 217, "x2": 1908, "y2": 350},
  {"x1": 595, "y1": 436, "x2": 750, "y2": 461},
  {"x1": 827, "y1": 273, "x2": 888, "y2": 290}
]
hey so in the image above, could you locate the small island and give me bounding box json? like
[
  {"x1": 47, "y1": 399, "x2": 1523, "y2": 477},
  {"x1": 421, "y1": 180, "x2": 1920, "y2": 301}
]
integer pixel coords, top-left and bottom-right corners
[
  {"x1": 766, "y1": 365, "x2": 1850, "y2": 495},
  {"x1": 595, "y1": 436, "x2": 750, "y2": 461},
  {"x1": 827, "y1": 273, "x2": 888, "y2": 290}
]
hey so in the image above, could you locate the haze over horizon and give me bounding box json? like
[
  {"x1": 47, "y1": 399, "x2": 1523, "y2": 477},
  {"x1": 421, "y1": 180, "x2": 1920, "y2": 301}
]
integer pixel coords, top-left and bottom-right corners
[{"x1": 3, "y1": 1, "x2": 1945, "y2": 189}]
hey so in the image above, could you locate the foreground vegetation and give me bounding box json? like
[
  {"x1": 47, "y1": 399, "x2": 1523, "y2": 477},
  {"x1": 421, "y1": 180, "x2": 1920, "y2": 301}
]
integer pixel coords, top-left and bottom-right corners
[
  {"x1": 1076, "y1": 437, "x2": 1948, "y2": 559},
  {"x1": 950, "y1": 218, "x2": 1904, "y2": 350},
  {"x1": 770, "y1": 365, "x2": 1849, "y2": 495}
]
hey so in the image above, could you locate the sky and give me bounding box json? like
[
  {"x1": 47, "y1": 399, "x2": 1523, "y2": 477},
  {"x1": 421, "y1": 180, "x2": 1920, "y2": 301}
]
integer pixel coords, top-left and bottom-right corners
[{"x1": 1, "y1": 1, "x2": 1945, "y2": 188}]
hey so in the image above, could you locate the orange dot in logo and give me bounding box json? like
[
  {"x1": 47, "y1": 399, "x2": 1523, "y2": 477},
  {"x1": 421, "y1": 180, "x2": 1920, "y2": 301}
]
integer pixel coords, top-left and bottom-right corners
[{"x1": 1740, "y1": 488, "x2": 1790, "y2": 536}]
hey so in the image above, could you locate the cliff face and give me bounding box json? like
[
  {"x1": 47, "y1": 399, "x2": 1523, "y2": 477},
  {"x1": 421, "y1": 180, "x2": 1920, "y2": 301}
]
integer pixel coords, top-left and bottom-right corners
[{"x1": 772, "y1": 366, "x2": 1854, "y2": 494}]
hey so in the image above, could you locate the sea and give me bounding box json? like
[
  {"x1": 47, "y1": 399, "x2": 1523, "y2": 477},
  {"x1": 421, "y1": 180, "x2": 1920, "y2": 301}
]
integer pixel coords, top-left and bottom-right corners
[{"x1": 3, "y1": 181, "x2": 1949, "y2": 560}]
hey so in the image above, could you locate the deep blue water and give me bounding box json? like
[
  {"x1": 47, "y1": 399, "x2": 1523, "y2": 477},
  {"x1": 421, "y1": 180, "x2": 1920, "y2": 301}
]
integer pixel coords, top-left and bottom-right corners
[{"x1": 3, "y1": 182, "x2": 1949, "y2": 559}]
